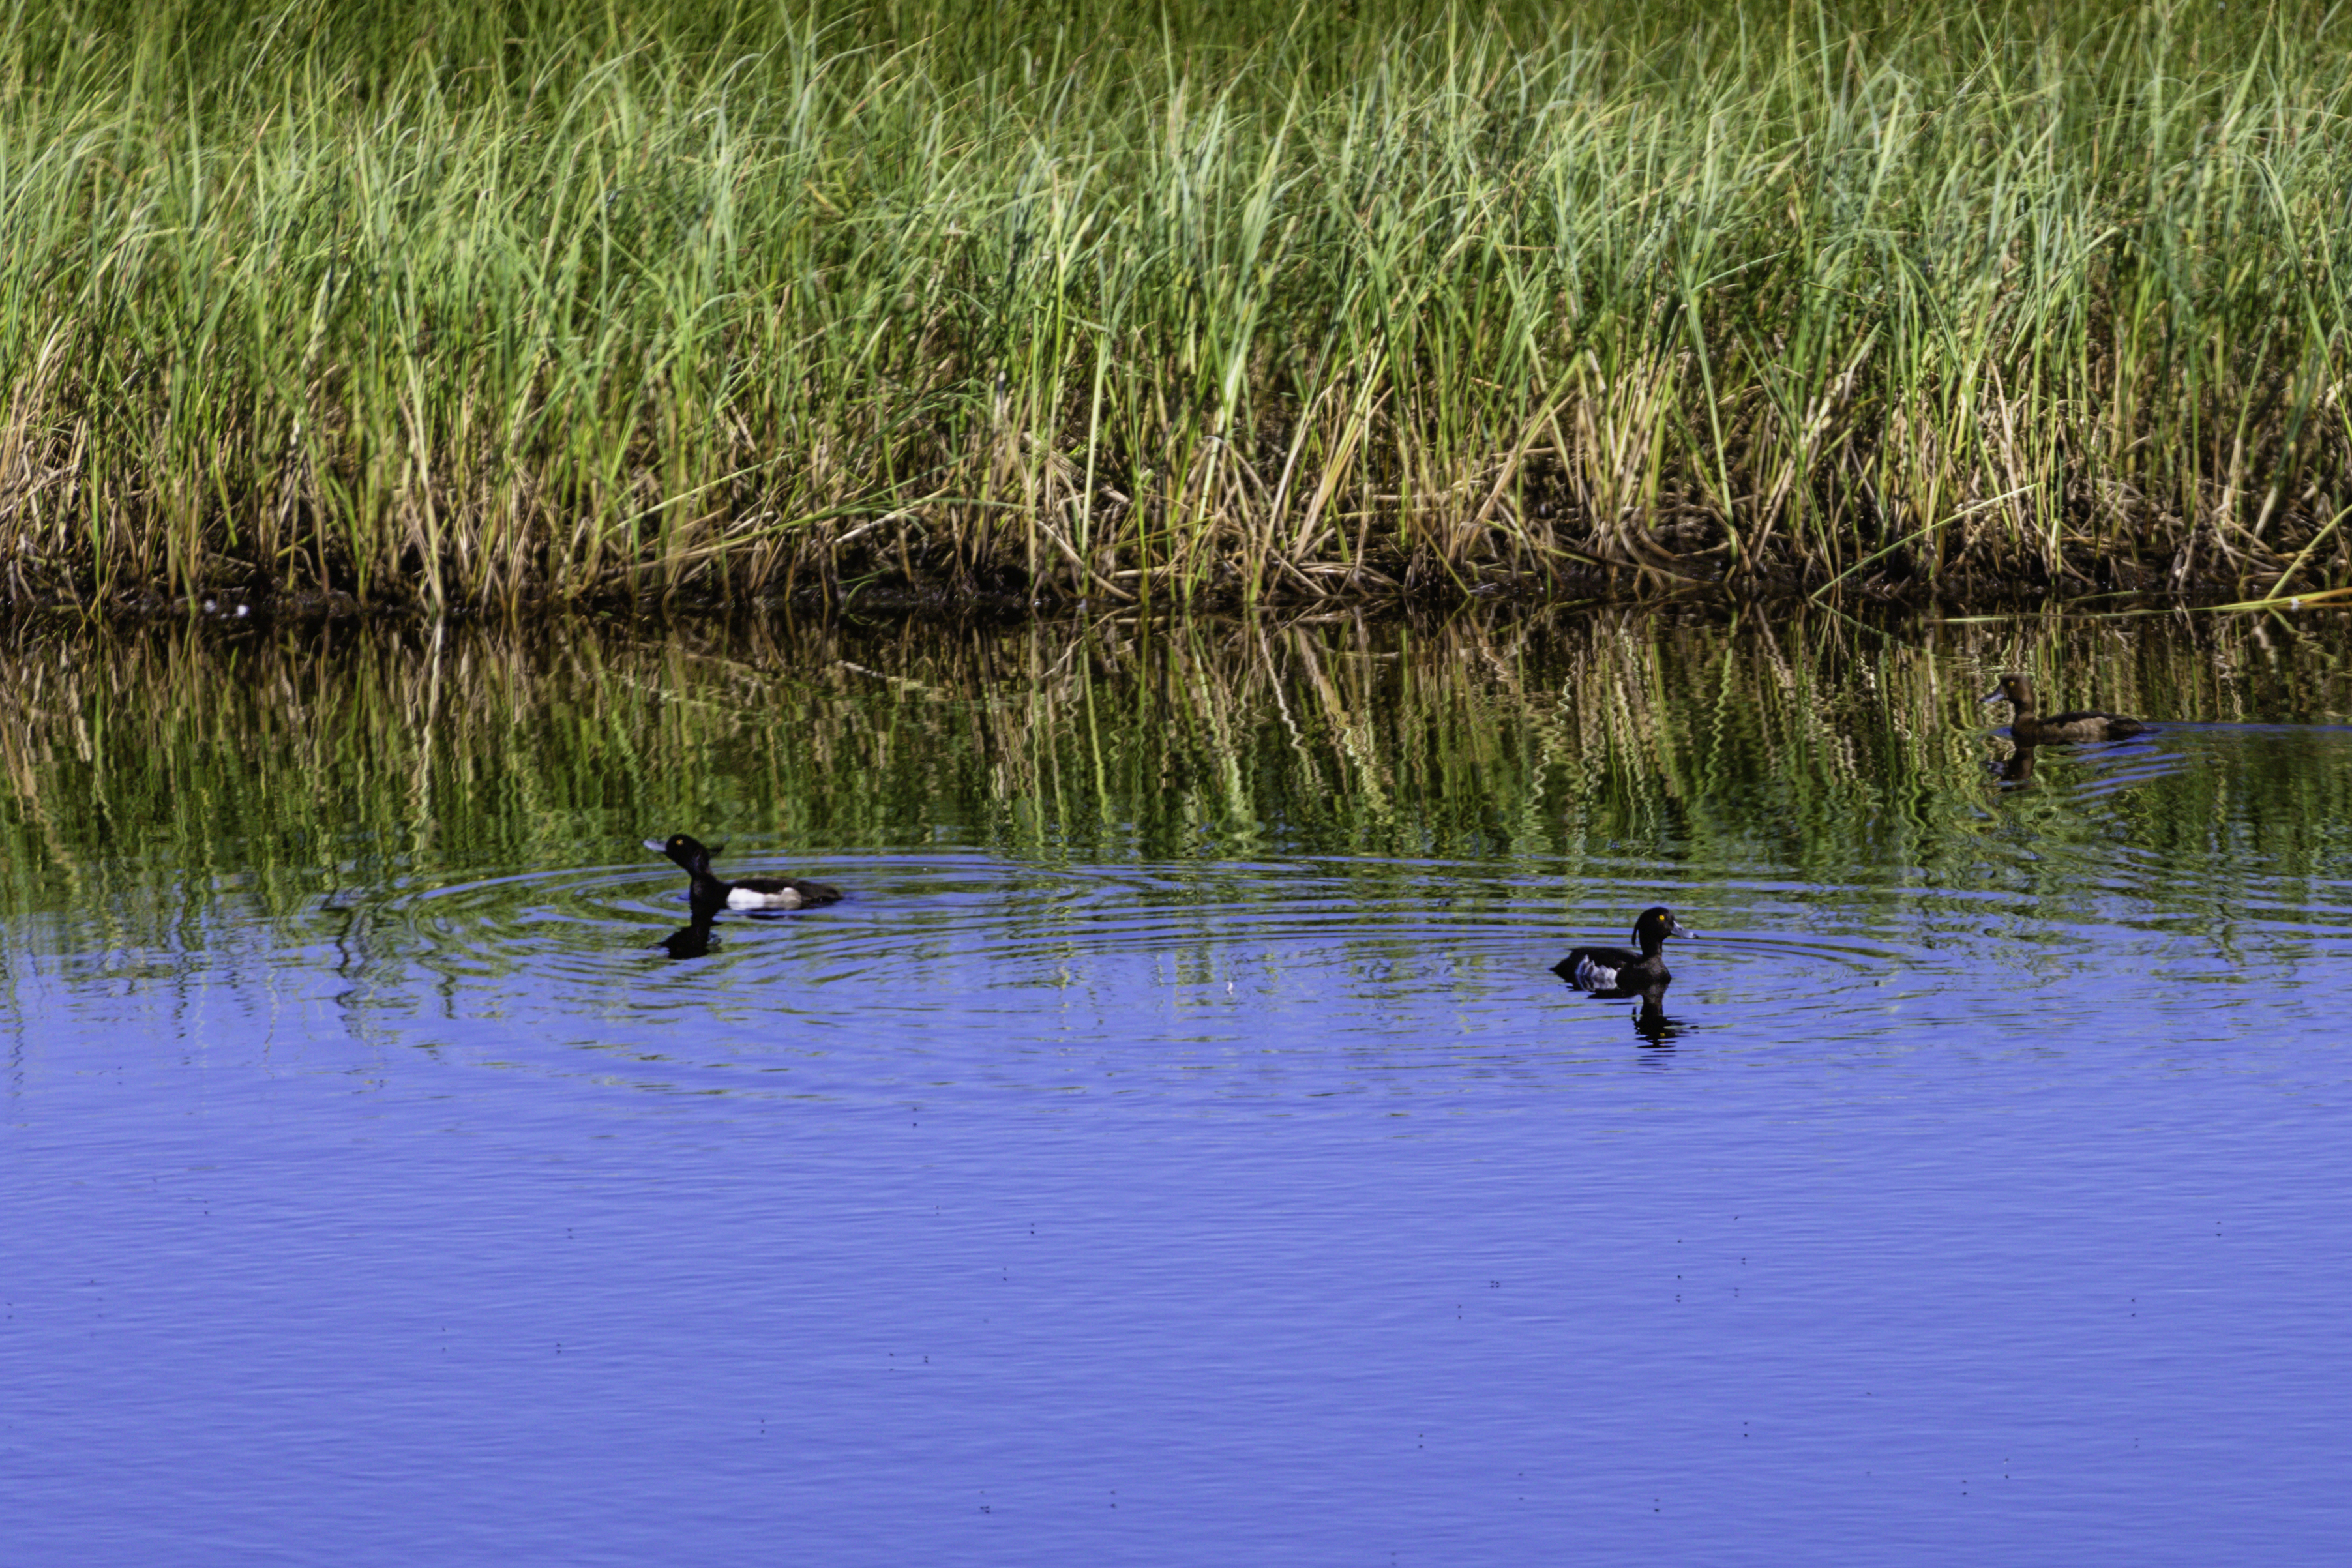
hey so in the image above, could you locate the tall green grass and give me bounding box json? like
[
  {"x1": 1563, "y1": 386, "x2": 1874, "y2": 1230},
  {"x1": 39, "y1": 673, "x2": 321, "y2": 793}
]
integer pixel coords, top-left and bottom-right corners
[{"x1": 4, "y1": 0, "x2": 2352, "y2": 609}]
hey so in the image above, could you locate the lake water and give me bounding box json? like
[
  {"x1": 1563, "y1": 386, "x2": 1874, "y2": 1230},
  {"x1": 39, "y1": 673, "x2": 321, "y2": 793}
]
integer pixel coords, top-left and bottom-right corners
[{"x1": 5, "y1": 606, "x2": 2350, "y2": 1565}]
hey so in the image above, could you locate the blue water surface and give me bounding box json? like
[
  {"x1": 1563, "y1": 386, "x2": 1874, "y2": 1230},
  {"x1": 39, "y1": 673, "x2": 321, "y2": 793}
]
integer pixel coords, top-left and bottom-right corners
[{"x1": 4, "y1": 612, "x2": 2349, "y2": 1565}]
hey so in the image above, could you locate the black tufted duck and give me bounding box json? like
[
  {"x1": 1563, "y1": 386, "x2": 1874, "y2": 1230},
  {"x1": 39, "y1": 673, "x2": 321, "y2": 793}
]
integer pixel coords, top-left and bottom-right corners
[
  {"x1": 1554, "y1": 906, "x2": 1695, "y2": 996},
  {"x1": 644, "y1": 833, "x2": 843, "y2": 910},
  {"x1": 1983, "y1": 673, "x2": 2145, "y2": 743}
]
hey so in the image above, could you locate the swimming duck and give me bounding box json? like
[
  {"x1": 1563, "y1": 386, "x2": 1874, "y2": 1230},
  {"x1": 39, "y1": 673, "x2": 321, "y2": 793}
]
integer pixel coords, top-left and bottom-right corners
[
  {"x1": 1554, "y1": 906, "x2": 1695, "y2": 996},
  {"x1": 644, "y1": 833, "x2": 842, "y2": 910},
  {"x1": 1982, "y1": 673, "x2": 2146, "y2": 743}
]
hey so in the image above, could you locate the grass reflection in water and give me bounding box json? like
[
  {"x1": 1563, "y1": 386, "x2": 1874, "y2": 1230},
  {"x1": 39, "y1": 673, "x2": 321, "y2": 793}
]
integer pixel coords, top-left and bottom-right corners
[{"x1": 1, "y1": 604, "x2": 2347, "y2": 1064}]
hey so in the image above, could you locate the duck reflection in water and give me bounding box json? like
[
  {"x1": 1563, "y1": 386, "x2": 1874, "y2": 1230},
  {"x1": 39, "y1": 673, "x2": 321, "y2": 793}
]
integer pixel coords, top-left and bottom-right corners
[
  {"x1": 1987, "y1": 741, "x2": 2039, "y2": 788},
  {"x1": 1630, "y1": 992, "x2": 1688, "y2": 1048},
  {"x1": 656, "y1": 887, "x2": 824, "y2": 958},
  {"x1": 657, "y1": 900, "x2": 722, "y2": 959}
]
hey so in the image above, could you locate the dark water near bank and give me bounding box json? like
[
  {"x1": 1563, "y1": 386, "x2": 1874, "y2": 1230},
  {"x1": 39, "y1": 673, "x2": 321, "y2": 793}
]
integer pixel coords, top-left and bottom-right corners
[{"x1": 5, "y1": 607, "x2": 2350, "y2": 1565}]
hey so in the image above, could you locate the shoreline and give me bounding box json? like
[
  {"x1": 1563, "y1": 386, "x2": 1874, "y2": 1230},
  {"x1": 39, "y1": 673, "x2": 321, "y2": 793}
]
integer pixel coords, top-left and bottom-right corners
[{"x1": 6, "y1": 568, "x2": 2342, "y2": 632}]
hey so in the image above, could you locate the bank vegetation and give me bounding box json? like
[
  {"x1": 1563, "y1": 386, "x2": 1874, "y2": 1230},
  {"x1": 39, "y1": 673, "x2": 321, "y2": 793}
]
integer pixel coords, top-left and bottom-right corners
[{"x1": 5, "y1": 0, "x2": 2352, "y2": 611}]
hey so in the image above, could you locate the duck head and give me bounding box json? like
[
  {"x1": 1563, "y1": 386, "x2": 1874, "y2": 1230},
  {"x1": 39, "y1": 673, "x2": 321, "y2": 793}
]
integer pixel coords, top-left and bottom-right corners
[
  {"x1": 1983, "y1": 672, "x2": 2034, "y2": 709},
  {"x1": 645, "y1": 833, "x2": 721, "y2": 873},
  {"x1": 1634, "y1": 906, "x2": 1695, "y2": 947}
]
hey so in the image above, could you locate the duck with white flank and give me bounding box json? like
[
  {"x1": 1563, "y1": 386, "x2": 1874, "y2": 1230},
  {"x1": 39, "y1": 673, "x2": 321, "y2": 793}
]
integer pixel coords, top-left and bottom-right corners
[
  {"x1": 1554, "y1": 906, "x2": 1695, "y2": 997},
  {"x1": 644, "y1": 833, "x2": 843, "y2": 910}
]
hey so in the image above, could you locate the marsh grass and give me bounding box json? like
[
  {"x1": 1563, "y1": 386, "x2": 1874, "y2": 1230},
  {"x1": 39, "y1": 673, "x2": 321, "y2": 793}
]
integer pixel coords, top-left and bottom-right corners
[{"x1": 6, "y1": 0, "x2": 2352, "y2": 610}]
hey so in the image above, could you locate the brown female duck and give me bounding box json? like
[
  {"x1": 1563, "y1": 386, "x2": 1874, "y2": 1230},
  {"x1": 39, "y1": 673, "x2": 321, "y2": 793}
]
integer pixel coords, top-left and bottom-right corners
[{"x1": 1982, "y1": 673, "x2": 2146, "y2": 743}]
